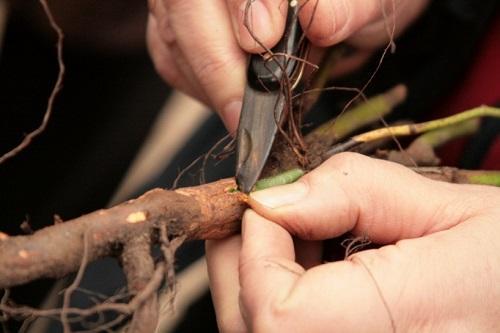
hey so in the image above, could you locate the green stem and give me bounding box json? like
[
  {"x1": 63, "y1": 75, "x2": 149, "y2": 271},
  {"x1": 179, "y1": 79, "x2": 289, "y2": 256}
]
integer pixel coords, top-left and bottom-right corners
[
  {"x1": 312, "y1": 84, "x2": 407, "y2": 144},
  {"x1": 254, "y1": 168, "x2": 305, "y2": 191},
  {"x1": 329, "y1": 106, "x2": 500, "y2": 155},
  {"x1": 416, "y1": 118, "x2": 480, "y2": 148},
  {"x1": 355, "y1": 106, "x2": 499, "y2": 143},
  {"x1": 467, "y1": 171, "x2": 500, "y2": 187}
]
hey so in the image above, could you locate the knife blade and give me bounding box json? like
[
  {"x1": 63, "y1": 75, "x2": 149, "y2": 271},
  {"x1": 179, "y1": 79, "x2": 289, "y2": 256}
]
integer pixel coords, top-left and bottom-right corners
[{"x1": 235, "y1": 0, "x2": 306, "y2": 193}]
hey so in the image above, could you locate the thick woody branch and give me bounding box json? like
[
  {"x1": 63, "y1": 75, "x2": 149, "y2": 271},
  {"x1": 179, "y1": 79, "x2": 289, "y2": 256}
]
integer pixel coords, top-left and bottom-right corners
[
  {"x1": 1, "y1": 88, "x2": 498, "y2": 305},
  {"x1": 0, "y1": 179, "x2": 245, "y2": 289},
  {"x1": 2, "y1": 165, "x2": 498, "y2": 292}
]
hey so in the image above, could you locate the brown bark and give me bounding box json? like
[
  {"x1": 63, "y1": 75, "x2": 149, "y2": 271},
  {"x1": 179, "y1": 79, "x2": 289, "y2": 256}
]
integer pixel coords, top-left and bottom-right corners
[
  {"x1": 1, "y1": 165, "x2": 493, "y2": 292},
  {"x1": 121, "y1": 234, "x2": 158, "y2": 333},
  {"x1": 0, "y1": 179, "x2": 245, "y2": 290}
]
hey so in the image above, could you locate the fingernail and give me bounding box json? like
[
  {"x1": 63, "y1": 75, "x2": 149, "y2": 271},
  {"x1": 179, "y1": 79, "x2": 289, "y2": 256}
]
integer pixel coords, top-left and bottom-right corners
[
  {"x1": 250, "y1": 181, "x2": 308, "y2": 209},
  {"x1": 238, "y1": 0, "x2": 273, "y2": 50},
  {"x1": 222, "y1": 100, "x2": 242, "y2": 135}
]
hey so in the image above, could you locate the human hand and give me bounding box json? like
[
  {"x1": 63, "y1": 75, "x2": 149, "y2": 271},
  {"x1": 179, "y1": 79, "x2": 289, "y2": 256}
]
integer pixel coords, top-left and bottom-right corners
[
  {"x1": 206, "y1": 153, "x2": 500, "y2": 332},
  {"x1": 147, "y1": 0, "x2": 430, "y2": 133}
]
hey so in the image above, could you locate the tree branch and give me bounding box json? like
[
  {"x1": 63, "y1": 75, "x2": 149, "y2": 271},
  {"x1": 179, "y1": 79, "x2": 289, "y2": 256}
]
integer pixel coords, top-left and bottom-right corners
[{"x1": 0, "y1": 179, "x2": 245, "y2": 289}]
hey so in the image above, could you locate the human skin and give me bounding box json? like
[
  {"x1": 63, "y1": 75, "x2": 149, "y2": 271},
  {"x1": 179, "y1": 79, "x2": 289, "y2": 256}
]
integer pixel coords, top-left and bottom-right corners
[
  {"x1": 147, "y1": 0, "x2": 430, "y2": 133},
  {"x1": 207, "y1": 153, "x2": 500, "y2": 332},
  {"x1": 146, "y1": 1, "x2": 500, "y2": 331}
]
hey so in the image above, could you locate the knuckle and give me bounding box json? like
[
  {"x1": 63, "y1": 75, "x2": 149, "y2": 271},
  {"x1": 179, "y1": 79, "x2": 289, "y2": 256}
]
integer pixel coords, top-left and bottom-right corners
[
  {"x1": 306, "y1": 153, "x2": 363, "y2": 223},
  {"x1": 192, "y1": 52, "x2": 234, "y2": 90},
  {"x1": 148, "y1": 0, "x2": 167, "y2": 15},
  {"x1": 146, "y1": 22, "x2": 176, "y2": 83},
  {"x1": 151, "y1": 56, "x2": 186, "y2": 91},
  {"x1": 147, "y1": 0, "x2": 157, "y2": 12},
  {"x1": 280, "y1": 210, "x2": 316, "y2": 239},
  {"x1": 150, "y1": 52, "x2": 179, "y2": 85},
  {"x1": 157, "y1": 16, "x2": 176, "y2": 45},
  {"x1": 324, "y1": 152, "x2": 367, "y2": 173},
  {"x1": 326, "y1": 151, "x2": 367, "y2": 178},
  {"x1": 147, "y1": 33, "x2": 186, "y2": 90},
  {"x1": 251, "y1": 303, "x2": 293, "y2": 333},
  {"x1": 302, "y1": 153, "x2": 360, "y2": 188}
]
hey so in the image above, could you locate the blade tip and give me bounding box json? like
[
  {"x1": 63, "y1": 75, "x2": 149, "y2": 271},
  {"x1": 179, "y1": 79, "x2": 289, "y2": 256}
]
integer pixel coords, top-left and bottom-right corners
[{"x1": 236, "y1": 173, "x2": 254, "y2": 194}]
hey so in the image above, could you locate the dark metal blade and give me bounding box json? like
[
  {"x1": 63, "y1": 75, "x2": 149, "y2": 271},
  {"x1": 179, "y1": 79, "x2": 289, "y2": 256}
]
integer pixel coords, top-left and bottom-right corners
[
  {"x1": 235, "y1": 85, "x2": 285, "y2": 193},
  {"x1": 235, "y1": 1, "x2": 303, "y2": 193}
]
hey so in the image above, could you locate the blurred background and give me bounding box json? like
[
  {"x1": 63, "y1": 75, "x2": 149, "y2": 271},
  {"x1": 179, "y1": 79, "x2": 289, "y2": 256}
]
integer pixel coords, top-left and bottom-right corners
[
  {"x1": 0, "y1": 1, "x2": 223, "y2": 331},
  {"x1": 0, "y1": 0, "x2": 498, "y2": 332}
]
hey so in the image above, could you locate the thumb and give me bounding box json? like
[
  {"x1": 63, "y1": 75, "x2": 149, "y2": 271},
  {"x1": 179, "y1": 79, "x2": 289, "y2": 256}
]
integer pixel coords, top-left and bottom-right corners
[
  {"x1": 239, "y1": 206, "x2": 500, "y2": 332},
  {"x1": 248, "y1": 152, "x2": 486, "y2": 243}
]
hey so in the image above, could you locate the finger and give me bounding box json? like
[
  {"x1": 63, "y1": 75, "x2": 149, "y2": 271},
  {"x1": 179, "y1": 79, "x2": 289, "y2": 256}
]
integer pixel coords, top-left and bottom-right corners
[
  {"x1": 298, "y1": 0, "x2": 429, "y2": 48},
  {"x1": 239, "y1": 210, "x2": 393, "y2": 331},
  {"x1": 238, "y1": 210, "x2": 304, "y2": 325},
  {"x1": 147, "y1": 13, "x2": 209, "y2": 101},
  {"x1": 249, "y1": 152, "x2": 498, "y2": 243},
  {"x1": 206, "y1": 237, "x2": 247, "y2": 332},
  {"x1": 298, "y1": 0, "x2": 383, "y2": 47},
  {"x1": 226, "y1": 0, "x2": 287, "y2": 52},
  {"x1": 164, "y1": 0, "x2": 246, "y2": 134},
  {"x1": 240, "y1": 206, "x2": 500, "y2": 331},
  {"x1": 147, "y1": 16, "x2": 209, "y2": 103}
]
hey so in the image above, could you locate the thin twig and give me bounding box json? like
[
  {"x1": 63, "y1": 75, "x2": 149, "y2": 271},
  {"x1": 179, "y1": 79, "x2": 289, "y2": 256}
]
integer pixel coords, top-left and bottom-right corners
[
  {"x1": 0, "y1": 0, "x2": 65, "y2": 164},
  {"x1": 0, "y1": 264, "x2": 167, "y2": 331},
  {"x1": 158, "y1": 229, "x2": 186, "y2": 314},
  {"x1": 171, "y1": 155, "x2": 205, "y2": 190},
  {"x1": 61, "y1": 230, "x2": 91, "y2": 332}
]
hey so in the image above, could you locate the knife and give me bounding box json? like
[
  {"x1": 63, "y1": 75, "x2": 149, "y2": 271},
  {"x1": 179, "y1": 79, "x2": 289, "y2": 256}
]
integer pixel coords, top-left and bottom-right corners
[{"x1": 235, "y1": 0, "x2": 307, "y2": 193}]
